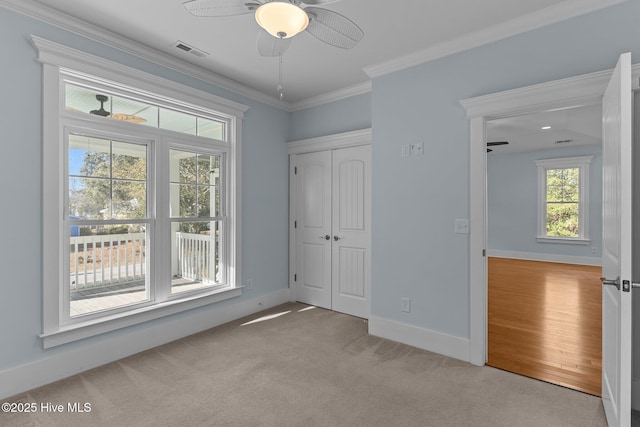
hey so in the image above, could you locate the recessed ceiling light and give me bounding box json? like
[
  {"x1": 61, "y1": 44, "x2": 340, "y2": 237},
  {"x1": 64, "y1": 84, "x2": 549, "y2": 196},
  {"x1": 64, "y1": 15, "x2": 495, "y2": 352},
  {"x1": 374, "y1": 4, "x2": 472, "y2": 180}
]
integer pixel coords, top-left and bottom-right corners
[{"x1": 541, "y1": 126, "x2": 552, "y2": 130}]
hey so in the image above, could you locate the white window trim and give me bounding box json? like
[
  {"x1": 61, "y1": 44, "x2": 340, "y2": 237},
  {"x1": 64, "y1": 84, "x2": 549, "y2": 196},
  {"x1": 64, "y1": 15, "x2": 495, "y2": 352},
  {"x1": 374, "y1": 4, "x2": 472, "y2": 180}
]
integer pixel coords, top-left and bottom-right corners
[
  {"x1": 34, "y1": 36, "x2": 248, "y2": 348},
  {"x1": 535, "y1": 155, "x2": 592, "y2": 244}
]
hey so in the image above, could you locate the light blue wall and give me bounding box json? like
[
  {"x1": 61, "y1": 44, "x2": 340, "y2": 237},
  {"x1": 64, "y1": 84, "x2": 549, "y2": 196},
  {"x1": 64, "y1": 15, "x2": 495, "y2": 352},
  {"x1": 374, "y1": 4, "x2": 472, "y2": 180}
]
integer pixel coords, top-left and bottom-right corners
[
  {"x1": 487, "y1": 145, "x2": 602, "y2": 258},
  {"x1": 3, "y1": 0, "x2": 640, "y2": 387},
  {"x1": 0, "y1": 8, "x2": 290, "y2": 371},
  {"x1": 371, "y1": 0, "x2": 640, "y2": 339},
  {"x1": 288, "y1": 92, "x2": 371, "y2": 141}
]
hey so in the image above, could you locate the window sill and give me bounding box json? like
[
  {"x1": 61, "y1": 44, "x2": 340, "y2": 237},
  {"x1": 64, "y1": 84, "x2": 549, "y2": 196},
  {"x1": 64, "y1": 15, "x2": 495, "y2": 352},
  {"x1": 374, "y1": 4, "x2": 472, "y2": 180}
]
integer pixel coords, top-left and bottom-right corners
[
  {"x1": 536, "y1": 236, "x2": 591, "y2": 245},
  {"x1": 40, "y1": 286, "x2": 243, "y2": 349}
]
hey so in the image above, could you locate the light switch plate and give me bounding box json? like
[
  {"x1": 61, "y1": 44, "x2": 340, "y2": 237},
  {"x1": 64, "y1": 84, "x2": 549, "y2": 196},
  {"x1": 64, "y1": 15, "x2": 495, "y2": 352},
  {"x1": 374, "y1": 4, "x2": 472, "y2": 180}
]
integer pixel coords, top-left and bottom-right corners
[{"x1": 455, "y1": 219, "x2": 470, "y2": 234}]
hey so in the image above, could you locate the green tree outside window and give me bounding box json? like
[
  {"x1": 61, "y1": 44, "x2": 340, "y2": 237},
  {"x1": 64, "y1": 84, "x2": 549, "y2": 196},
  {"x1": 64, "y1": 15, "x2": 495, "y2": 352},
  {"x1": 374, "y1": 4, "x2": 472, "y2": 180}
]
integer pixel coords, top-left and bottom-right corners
[{"x1": 545, "y1": 168, "x2": 579, "y2": 237}]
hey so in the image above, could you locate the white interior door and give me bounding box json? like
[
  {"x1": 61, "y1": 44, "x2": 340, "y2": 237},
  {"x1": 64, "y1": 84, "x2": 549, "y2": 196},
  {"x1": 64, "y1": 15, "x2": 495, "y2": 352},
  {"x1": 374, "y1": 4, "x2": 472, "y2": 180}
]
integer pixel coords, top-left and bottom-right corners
[
  {"x1": 294, "y1": 150, "x2": 332, "y2": 309},
  {"x1": 601, "y1": 52, "x2": 633, "y2": 427},
  {"x1": 331, "y1": 145, "x2": 371, "y2": 318}
]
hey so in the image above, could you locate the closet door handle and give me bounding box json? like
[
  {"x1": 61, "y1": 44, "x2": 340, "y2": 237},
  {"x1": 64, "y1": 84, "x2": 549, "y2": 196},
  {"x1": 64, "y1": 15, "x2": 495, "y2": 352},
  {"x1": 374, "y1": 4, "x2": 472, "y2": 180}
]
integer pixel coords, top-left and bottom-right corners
[
  {"x1": 333, "y1": 235, "x2": 342, "y2": 241},
  {"x1": 319, "y1": 235, "x2": 330, "y2": 240}
]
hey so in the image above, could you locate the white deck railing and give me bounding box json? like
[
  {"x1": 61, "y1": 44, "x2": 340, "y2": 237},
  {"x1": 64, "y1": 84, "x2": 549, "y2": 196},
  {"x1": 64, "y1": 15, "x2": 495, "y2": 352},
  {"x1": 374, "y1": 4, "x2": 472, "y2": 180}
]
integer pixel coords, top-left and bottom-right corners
[
  {"x1": 70, "y1": 233, "x2": 146, "y2": 291},
  {"x1": 70, "y1": 232, "x2": 214, "y2": 292},
  {"x1": 175, "y1": 232, "x2": 215, "y2": 283}
]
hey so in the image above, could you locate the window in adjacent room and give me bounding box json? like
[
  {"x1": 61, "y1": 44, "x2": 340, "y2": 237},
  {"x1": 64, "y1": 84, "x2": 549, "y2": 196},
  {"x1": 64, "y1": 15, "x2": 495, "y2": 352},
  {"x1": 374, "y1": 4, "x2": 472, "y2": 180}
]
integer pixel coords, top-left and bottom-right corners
[{"x1": 536, "y1": 156, "x2": 592, "y2": 244}]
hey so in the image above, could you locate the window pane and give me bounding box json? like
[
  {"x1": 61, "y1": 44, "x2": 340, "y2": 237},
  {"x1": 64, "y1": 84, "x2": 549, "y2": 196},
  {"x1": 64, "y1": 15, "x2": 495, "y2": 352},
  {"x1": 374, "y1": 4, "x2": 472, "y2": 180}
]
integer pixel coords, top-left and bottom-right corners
[
  {"x1": 171, "y1": 151, "x2": 221, "y2": 218},
  {"x1": 203, "y1": 186, "x2": 221, "y2": 217},
  {"x1": 171, "y1": 221, "x2": 221, "y2": 294},
  {"x1": 546, "y1": 184, "x2": 564, "y2": 202},
  {"x1": 546, "y1": 168, "x2": 579, "y2": 203},
  {"x1": 69, "y1": 136, "x2": 148, "y2": 220},
  {"x1": 69, "y1": 177, "x2": 110, "y2": 219},
  {"x1": 197, "y1": 117, "x2": 225, "y2": 140},
  {"x1": 65, "y1": 84, "x2": 112, "y2": 116},
  {"x1": 65, "y1": 83, "x2": 227, "y2": 142},
  {"x1": 69, "y1": 224, "x2": 149, "y2": 317},
  {"x1": 113, "y1": 181, "x2": 147, "y2": 219},
  {"x1": 197, "y1": 154, "x2": 215, "y2": 185},
  {"x1": 180, "y1": 154, "x2": 198, "y2": 184},
  {"x1": 69, "y1": 135, "x2": 110, "y2": 178},
  {"x1": 546, "y1": 203, "x2": 579, "y2": 237},
  {"x1": 170, "y1": 184, "x2": 197, "y2": 217},
  {"x1": 197, "y1": 186, "x2": 210, "y2": 217},
  {"x1": 112, "y1": 141, "x2": 147, "y2": 180},
  {"x1": 159, "y1": 108, "x2": 196, "y2": 135},
  {"x1": 563, "y1": 183, "x2": 579, "y2": 202}
]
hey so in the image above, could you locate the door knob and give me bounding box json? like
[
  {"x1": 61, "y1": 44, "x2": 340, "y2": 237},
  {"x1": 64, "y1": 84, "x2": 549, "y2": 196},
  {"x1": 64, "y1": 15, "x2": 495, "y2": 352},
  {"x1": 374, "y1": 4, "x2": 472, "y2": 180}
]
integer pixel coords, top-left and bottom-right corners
[
  {"x1": 319, "y1": 235, "x2": 330, "y2": 240},
  {"x1": 333, "y1": 235, "x2": 342, "y2": 241},
  {"x1": 600, "y1": 277, "x2": 620, "y2": 291}
]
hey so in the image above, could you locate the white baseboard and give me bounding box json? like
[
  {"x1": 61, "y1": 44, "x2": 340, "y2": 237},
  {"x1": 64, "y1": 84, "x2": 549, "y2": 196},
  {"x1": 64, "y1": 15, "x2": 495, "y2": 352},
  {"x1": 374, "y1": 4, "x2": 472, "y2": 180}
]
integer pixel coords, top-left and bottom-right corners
[
  {"x1": 0, "y1": 288, "x2": 293, "y2": 400},
  {"x1": 368, "y1": 316, "x2": 470, "y2": 362},
  {"x1": 487, "y1": 250, "x2": 602, "y2": 266}
]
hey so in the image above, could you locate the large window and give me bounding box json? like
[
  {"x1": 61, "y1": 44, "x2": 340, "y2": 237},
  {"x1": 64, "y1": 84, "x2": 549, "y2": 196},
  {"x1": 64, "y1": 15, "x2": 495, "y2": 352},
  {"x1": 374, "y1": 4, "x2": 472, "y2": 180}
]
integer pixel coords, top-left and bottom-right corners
[
  {"x1": 36, "y1": 37, "x2": 247, "y2": 347},
  {"x1": 536, "y1": 156, "x2": 592, "y2": 244}
]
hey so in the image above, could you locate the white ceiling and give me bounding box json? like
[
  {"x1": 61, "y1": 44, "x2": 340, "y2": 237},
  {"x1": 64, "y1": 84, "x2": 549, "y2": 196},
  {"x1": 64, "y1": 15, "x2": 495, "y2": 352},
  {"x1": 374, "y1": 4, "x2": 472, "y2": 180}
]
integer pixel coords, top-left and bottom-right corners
[
  {"x1": 486, "y1": 104, "x2": 602, "y2": 154},
  {"x1": 21, "y1": 0, "x2": 620, "y2": 107}
]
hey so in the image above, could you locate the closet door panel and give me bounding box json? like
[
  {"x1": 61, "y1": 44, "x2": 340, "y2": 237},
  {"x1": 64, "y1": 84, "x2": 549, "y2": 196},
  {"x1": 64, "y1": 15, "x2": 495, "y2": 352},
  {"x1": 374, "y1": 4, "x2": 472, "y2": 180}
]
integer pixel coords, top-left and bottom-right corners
[
  {"x1": 331, "y1": 145, "x2": 371, "y2": 318},
  {"x1": 294, "y1": 151, "x2": 332, "y2": 309}
]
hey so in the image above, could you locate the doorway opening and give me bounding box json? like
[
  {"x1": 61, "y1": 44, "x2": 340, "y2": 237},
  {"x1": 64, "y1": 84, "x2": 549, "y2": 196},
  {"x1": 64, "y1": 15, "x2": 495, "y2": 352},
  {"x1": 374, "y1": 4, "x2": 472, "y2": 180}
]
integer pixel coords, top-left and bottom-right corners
[{"x1": 485, "y1": 106, "x2": 603, "y2": 395}]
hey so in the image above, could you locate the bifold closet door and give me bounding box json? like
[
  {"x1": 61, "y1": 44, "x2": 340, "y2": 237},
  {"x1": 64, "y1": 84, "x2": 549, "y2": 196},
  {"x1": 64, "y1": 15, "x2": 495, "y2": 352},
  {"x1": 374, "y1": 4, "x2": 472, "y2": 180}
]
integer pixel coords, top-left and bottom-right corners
[{"x1": 293, "y1": 145, "x2": 370, "y2": 319}]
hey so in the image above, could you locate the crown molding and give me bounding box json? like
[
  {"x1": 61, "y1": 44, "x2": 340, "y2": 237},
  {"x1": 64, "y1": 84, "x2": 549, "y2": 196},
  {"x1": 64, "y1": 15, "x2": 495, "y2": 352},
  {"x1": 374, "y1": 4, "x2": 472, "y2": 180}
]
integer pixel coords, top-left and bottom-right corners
[
  {"x1": 289, "y1": 81, "x2": 372, "y2": 111},
  {"x1": 0, "y1": 0, "x2": 371, "y2": 112},
  {"x1": 364, "y1": 0, "x2": 627, "y2": 79},
  {"x1": 4, "y1": 0, "x2": 625, "y2": 112},
  {"x1": 0, "y1": 0, "x2": 292, "y2": 110}
]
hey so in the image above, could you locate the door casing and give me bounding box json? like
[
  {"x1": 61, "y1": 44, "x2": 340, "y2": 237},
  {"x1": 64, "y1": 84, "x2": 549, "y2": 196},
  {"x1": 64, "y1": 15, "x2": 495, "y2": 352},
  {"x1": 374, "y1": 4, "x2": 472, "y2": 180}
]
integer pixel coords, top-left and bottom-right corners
[
  {"x1": 461, "y1": 65, "x2": 640, "y2": 367},
  {"x1": 288, "y1": 129, "x2": 372, "y2": 316}
]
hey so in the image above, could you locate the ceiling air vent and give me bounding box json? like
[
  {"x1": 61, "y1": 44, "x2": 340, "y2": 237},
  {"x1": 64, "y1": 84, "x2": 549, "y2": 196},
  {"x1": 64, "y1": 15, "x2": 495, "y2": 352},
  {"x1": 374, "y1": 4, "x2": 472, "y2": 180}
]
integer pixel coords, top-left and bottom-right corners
[{"x1": 173, "y1": 41, "x2": 208, "y2": 58}]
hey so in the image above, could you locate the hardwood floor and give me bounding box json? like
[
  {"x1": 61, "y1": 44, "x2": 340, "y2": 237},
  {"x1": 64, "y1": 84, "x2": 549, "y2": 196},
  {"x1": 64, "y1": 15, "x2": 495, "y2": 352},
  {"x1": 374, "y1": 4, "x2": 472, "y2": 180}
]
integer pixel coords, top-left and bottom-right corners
[{"x1": 488, "y1": 257, "x2": 602, "y2": 396}]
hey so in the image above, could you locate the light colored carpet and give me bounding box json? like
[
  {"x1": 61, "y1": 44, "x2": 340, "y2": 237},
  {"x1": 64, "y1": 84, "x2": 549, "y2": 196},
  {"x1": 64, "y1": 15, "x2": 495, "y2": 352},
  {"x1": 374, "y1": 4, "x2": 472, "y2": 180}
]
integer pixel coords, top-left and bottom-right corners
[{"x1": 2, "y1": 302, "x2": 608, "y2": 426}]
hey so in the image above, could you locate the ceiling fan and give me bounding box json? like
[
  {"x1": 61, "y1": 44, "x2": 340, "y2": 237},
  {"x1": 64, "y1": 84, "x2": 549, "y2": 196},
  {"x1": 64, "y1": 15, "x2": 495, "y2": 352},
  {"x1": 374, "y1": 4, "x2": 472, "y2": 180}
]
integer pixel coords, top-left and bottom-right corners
[
  {"x1": 486, "y1": 141, "x2": 509, "y2": 153},
  {"x1": 89, "y1": 95, "x2": 147, "y2": 123},
  {"x1": 183, "y1": 0, "x2": 364, "y2": 57}
]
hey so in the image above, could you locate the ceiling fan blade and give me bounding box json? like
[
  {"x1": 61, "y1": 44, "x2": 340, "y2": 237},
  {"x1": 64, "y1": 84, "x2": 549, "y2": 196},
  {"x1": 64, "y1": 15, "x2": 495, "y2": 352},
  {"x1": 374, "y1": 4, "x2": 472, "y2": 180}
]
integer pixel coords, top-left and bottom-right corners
[
  {"x1": 183, "y1": 0, "x2": 260, "y2": 17},
  {"x1": 257, "y1": 29, "x2": 292, "y2": 57},
  {"x1": 304, "y1": 7, "x2": 363, "y2": 49},
  {"x1": 301, "y1": 0, "x2": 341, "y2": 4}
]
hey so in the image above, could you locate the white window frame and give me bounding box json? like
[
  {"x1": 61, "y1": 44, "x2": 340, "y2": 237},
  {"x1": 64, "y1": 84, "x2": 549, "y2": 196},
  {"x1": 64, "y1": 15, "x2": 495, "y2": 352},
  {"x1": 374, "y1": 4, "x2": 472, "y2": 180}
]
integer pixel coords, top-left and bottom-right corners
[
  {"x1": 33, "y1": 36, "x2": 248, "y2": 348},
  {"x1": 535, "y1": 156, "x2": 592, "y2": 244}
]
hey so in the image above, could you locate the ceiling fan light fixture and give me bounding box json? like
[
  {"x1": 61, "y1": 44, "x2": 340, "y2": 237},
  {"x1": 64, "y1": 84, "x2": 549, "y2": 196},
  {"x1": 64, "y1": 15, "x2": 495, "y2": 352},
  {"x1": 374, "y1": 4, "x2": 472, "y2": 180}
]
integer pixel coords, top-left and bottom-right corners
[{"x1": 255, "y1": 1, "x2": 309, "y2": 39}]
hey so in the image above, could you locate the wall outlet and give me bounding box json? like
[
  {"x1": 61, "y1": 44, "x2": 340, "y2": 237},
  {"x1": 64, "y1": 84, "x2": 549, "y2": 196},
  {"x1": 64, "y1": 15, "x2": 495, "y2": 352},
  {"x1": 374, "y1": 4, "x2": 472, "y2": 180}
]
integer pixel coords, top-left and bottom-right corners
[
  {"x1": 246, "y1": 279, "x2": 253, "y2": 290},
  {"x1": 402, "y1": 144, "x2": 411, "y2": 157},
  {"x1": 400, "y1": 297, "x2": 411, "y2": 313},
  {"x1": 591, "y1": 246, "x2": 597, "y2": 254}
]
